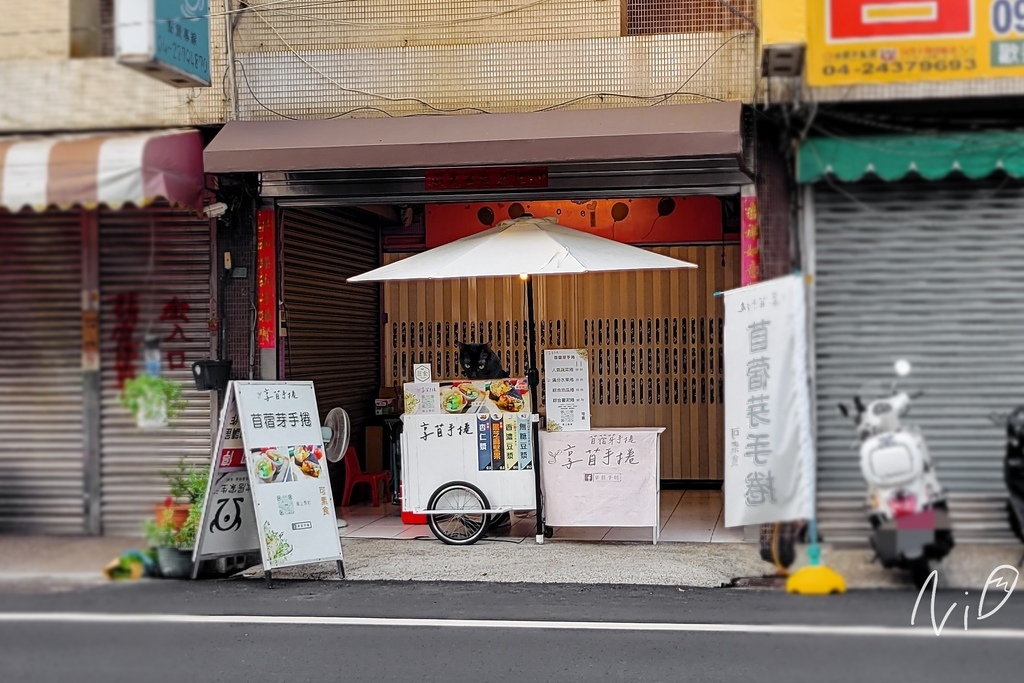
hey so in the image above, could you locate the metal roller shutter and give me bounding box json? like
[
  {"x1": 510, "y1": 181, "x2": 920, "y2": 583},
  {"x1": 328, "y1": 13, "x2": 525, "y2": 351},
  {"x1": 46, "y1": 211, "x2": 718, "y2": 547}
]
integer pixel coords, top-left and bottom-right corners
[
  {"x1": 99, "y1": 206, "x2": 214, "y2": 535},
  {"x1": 812, "y1": 179, "x2": 1024, "y2": 543},
  {"x1": 0, "y1": 213, "x2": 86, "y2": 533},
  {"x1": 281, "y1": 208, "x2": 380, "y2": 447}
]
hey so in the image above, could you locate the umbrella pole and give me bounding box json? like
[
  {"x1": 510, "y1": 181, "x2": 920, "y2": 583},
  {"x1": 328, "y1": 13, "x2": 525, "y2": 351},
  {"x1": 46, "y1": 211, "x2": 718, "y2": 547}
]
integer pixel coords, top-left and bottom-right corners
[{"x1": 525, "y1": 276, "x2": 545, "y2": 544}]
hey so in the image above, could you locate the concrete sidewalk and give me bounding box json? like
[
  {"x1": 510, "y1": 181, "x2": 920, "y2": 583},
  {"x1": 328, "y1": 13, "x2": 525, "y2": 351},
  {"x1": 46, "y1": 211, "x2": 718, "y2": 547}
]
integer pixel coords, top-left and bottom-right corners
[
  {"x1": 2, "y1": 533, "x2": 1020, "y2": 590},
  {"x1": 243, "y1": 538, "x2": 1024, "y2": 589}
]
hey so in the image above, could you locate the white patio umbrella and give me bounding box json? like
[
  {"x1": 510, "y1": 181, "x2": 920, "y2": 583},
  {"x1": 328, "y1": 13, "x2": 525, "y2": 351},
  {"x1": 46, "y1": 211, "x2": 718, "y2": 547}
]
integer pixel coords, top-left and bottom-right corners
[{"x1": 349, "y1": 216, "x2": 697, "y2": 542}]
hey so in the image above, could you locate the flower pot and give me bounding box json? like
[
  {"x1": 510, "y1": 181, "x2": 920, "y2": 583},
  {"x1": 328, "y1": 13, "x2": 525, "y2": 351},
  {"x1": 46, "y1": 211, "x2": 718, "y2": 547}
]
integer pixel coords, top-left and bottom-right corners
[
  {"x1": 156, "y1": 547, "x2": 193, "y2": 579},
  {"x1": 135, "y1": 397, "x2": 168, "y2": 429},
  {"x1": 154, "y1": 504, "x2": 191, "y2": 531}
]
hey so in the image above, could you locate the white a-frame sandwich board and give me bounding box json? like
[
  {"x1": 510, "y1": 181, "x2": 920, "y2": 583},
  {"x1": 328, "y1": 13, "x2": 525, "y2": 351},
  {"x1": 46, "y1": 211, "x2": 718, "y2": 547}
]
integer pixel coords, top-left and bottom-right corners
[{"x1": 192, "y1": 381, "x2": 344, "y2": 585}]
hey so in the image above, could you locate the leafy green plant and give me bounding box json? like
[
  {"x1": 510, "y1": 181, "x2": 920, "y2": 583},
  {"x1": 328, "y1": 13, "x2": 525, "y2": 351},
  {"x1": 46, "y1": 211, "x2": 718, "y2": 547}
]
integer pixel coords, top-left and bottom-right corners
[
  {"x1": 166, "y1": 458, "x2": 209, "y2": 505},
  {"x1": 143, "y1": 507, "x2": 190, "y2": 549},
  {"x1": 144, "y1": 459, "x2": 210, "y2": 550},
  {"x1": 119, "y1": 375, "x2": 186, "y2": 424},
  {"x1": 178, "y1": 504, "x2": 203, "y2": 549}
]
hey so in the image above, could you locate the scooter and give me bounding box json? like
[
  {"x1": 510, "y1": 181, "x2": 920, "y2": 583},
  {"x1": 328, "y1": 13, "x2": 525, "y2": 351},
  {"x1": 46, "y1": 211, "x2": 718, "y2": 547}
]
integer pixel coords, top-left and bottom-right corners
[
  {"x1": 988, "y1": 408, "x2": 1024, "y2": 543},
  {"x1": 838, "y1": 360, "x2": 954, "y2": 586}
]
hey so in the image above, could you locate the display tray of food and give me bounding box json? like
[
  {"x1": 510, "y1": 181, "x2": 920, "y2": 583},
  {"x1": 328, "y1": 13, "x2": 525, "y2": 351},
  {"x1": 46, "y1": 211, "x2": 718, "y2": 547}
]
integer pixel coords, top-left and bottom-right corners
[{"x1": 405, "y1": 378, "x2": 531, "y2": 416}]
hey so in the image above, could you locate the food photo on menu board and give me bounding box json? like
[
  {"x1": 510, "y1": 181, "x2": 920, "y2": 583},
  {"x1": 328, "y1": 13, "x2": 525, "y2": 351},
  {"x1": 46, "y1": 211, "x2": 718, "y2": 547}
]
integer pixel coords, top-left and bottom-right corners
[
  {"x1": 405, "y1": 379, "x2": 531, "y2": 415},
  {"x1": 252, "y1": 444, "x2": 325, "y2": 484}
]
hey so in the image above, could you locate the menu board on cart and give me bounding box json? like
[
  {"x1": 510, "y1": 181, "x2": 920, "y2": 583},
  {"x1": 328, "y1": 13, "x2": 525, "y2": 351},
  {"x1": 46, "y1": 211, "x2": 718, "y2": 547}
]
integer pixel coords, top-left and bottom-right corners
[
  {"x1": 544, "y1": 349, "x2": 591, "y2": 432},
  {"x1": 193, "y1": 381, "x2": 343, "y2": 578}
]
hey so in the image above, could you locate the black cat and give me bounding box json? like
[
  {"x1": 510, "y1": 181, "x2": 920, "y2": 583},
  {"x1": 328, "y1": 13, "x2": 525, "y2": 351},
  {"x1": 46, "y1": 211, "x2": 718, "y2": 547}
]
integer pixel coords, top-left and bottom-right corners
[{"x1": 457, "y1": 342, "x2": 509, "y2": 379}]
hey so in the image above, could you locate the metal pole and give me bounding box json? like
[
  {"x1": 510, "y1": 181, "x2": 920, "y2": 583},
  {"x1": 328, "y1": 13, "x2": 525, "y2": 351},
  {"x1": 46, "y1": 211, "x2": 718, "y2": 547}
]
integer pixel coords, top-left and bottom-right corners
[
  {"x1": 525, "y1": 276, "x2": 545, "y2": 543},
  {"x1": 223, "y1": 0, "x2": 240, "y2": 121}
]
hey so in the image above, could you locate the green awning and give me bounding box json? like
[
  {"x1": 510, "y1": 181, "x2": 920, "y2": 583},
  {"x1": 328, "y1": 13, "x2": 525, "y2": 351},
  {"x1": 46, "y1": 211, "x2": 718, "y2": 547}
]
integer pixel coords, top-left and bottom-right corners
[{"x1": 798, "y1": 131, "x2": 1024, "y2": 183}]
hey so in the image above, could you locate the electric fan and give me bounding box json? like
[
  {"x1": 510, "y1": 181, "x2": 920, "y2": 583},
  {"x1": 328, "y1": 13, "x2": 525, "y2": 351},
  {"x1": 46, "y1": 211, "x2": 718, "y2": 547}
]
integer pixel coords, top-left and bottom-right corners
[{"x1": 323, "y1": 407, "x2": 351, "y2": 529}]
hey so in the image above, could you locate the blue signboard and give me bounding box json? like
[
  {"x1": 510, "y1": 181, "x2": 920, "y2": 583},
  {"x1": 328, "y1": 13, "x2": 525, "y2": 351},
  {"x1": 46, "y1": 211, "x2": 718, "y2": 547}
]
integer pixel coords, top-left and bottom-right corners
[{"x1": 154, "y1": 0, "x2": 211, "y2": 86}]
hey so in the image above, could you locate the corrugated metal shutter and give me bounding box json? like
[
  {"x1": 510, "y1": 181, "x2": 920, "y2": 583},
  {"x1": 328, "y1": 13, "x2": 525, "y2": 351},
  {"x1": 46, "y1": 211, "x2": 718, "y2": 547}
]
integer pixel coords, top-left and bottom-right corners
[
  {"x1": 812, "y1": 179, "x2": 1024, "y2": 543},
  {"x1": 281, "y1": 208, "x2": 380, "y2": 444},
  {"x1": 0, "y1": 213, "x2": 86, "y2": 533},
  {"x1": 99, "y1": 206, "x2": 213, "y2": 535}
]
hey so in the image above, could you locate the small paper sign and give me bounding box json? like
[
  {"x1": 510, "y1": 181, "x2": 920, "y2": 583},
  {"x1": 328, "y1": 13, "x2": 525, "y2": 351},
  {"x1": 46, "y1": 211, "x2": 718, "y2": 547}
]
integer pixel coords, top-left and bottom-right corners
[
  {"x1": 413, "y1": 364, "x2": 432, "y2": 383},
  {"x1": 544, "y1": 349, "x2": 591, "y2": 432}
]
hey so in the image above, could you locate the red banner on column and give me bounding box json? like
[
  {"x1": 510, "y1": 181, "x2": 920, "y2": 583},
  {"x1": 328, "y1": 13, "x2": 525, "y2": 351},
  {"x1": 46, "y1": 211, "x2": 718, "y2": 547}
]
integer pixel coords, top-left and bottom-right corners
[
  {"x1": 741, "y1": 190, "x2": 760, "y2": 286},
  {"x1": 256, "y1": 209, "x2": 276, "y2": 350}
]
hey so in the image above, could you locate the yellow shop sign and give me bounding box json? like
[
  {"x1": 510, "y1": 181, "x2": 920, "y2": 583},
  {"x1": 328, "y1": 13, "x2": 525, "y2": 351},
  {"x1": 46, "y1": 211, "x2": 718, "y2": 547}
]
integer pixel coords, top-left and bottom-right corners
[{"x1": 807, "y1": 0, "x2": 1024, "y2": 86}]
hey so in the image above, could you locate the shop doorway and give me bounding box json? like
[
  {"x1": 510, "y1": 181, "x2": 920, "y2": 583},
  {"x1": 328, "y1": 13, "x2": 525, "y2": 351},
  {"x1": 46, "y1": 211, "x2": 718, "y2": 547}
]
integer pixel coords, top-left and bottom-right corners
[{"x1": 279, "y1": 196, "x2": 741, "y2": 529}]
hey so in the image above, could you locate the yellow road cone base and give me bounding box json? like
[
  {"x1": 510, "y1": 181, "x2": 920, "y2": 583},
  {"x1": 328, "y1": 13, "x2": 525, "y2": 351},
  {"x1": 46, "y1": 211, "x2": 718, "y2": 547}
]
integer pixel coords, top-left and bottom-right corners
[{"x1": 786, "y1": 565, "x2": 847, "y2": 595}]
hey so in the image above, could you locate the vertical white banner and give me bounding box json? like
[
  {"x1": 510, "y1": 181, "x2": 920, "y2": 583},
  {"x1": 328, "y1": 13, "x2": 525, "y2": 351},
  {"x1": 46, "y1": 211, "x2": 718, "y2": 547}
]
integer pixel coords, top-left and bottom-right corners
[{"x1": 723, "y1": 275, "x2": 814, "y2": 527}]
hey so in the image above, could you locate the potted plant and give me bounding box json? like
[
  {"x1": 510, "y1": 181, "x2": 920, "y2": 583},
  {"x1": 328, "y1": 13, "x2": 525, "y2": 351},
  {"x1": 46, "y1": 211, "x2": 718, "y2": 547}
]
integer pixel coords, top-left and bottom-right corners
[
  {"x1": 144, "y1": 460, "x2": 209, "y2": 579},
  {"x1": 119, "y1": 374, "x2": 186, "y2": 429},
  {"x1": 143, "y1": 506, "x2": 194, "y2": 579},
  {"x1": 154, "y1": 459, "x2": 209, "y2": 530}
]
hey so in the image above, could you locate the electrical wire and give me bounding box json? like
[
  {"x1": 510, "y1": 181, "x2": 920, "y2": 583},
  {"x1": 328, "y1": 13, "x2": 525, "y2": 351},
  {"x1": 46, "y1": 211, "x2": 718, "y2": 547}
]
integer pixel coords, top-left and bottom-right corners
[
  {"x1": 235, "y1": 19, "x2": 751, "y2": 120},
  {"x1": 714, "y1": 0, "x2": 759, "y2": 32},
  {"x1": 647, "y1": 31, "x2": 755, "y2": 107},
  {"x1": 245, "y1": 10, "x2": 500, "y2": 115}
]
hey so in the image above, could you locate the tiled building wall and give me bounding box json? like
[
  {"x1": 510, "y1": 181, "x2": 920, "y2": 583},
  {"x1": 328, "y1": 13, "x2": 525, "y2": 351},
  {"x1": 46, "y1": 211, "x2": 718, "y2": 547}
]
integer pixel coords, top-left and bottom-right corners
[
  {"x1": 0, "y1": 1, "x2": 757, "y2": 131},
  {"x1": 0, "y1": 0, "x2": 228, "y2": 133},
  {"x1": 231, "y1": 0, "x2": 759, "y2": 119},
  {"x1": 0, "y1": 0, "x2": 71, "y2": 61}
]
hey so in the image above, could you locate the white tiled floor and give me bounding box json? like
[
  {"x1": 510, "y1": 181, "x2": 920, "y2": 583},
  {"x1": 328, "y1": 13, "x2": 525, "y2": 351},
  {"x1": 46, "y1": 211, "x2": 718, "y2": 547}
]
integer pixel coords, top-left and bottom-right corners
[{"x1": 338, "y1": 489, "x2": 746, "y2": 543}]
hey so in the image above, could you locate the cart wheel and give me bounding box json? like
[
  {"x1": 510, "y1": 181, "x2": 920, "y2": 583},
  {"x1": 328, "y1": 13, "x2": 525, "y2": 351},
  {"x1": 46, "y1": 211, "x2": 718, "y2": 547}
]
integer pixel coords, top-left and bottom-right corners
[{"x1": 427, "y1": 481, "x2": 490, "y2": 546}]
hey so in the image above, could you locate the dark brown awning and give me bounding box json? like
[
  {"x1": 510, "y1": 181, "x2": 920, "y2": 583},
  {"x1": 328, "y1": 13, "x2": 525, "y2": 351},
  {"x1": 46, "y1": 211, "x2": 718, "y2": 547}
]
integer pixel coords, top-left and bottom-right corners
[{"x1": 204, "y1": 102, "x2": 744, "y2": 174}]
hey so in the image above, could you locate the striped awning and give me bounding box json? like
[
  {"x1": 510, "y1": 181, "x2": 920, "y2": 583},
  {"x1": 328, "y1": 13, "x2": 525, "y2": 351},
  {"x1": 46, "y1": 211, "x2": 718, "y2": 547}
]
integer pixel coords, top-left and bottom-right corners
[{"x1": 0, "y1": 129, "x2": 205, "y2": 212}]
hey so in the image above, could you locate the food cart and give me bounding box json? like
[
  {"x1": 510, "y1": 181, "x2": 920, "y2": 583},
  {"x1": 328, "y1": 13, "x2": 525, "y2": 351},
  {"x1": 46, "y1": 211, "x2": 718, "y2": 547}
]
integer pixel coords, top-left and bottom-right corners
[
  {"x1": 349, "y1": 216, "x2": 695, "y2": 545},
  {"x1": 400, "y1": 378, "x2": 537, "y2": 545}
]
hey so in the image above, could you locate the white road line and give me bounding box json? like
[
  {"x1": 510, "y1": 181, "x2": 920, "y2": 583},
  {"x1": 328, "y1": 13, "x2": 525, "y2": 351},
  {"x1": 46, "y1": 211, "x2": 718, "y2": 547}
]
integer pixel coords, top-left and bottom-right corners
[{"x1": 0, "y1": 613, "x2": 1021, "y2": 639}]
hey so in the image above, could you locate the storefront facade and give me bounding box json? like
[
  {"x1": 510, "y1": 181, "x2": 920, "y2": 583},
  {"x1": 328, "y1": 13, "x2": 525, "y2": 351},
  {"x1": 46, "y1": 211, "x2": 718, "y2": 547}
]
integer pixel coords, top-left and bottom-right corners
[
  {"x1": 206, "y1": 102, "x2": 768, "y2": 492},
  {"x1": 0, "y1": 130, "x2": 217, "y2": 535},
  {"x1": 799, "y1": 131, "x2": 1024, "y2": 543}
]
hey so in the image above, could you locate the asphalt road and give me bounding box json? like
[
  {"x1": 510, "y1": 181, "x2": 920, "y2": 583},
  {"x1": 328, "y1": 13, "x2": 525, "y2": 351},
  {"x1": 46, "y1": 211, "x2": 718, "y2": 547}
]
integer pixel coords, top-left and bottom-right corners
[{"x1": 1, "y1": 580, "x2": 1021, "y2": 683}]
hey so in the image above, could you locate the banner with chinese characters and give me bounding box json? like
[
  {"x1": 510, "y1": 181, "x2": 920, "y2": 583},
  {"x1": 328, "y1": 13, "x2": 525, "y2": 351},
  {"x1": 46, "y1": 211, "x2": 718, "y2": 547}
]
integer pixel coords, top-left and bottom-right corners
[
  {"x1": 807, "y1": 0, "x2": 1024, "y2": 87},
  {"x1": 400, "y1": 414, "x2": 536, "y2": 513},
  {"x1": 544, "y1": 349, "x2": 591, "y2": 432},
  {"x1": 192, "y1": 394, "x2": 259, "y2": 573},
  {"x1": 723, "y1": 275, "x2": 815, "y2": 528},
  {"x1": 195, "y1": 381, "x2": 343, "y2": 573},
  {"x1": 256, "y1": 209, "x2": 276, "y2": 350},
  {"x1": 741, "y1": 186, "x2": 760, "y2": 287},
  {"x1": 539, "y1": 429, "x2": 662, "y2": 540}
]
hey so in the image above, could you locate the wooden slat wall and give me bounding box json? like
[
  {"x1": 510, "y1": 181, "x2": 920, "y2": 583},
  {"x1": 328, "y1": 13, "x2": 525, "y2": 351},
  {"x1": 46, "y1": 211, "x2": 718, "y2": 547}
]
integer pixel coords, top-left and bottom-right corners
[{"x1": 383, "y1": 246, "x2": 739, "y2": 481}]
